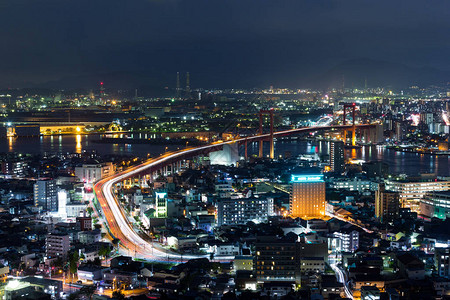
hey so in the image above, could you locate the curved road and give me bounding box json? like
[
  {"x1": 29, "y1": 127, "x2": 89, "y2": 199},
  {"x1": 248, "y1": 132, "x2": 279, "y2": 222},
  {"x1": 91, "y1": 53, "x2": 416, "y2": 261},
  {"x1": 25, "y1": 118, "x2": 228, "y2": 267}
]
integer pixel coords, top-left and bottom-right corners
[{"x1": 94, "y1": 125, "x2": 373, "y2": 262}]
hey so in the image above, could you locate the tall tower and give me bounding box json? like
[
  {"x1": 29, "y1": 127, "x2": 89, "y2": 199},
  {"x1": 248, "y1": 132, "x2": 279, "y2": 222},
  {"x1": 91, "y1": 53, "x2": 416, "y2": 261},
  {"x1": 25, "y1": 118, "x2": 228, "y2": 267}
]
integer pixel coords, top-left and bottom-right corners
[
  {"x1": 185, "y1": 72, "x2": 191, "y2": 98},
  {"x1": 330, "y1": 141, "x2": 345, "y2": 173},
  {"x1": 99, "y1": 81, "x2": 105, "y2": 105},
  {"x1": 176, "y1": 72, "x2": 181, "y2": 100},
  {"x1": 375, "y1": 184, "x2": 399, "y2": 223},
  {"x1": 290, "y1": 174, "x2": 326, "y2": 219}
]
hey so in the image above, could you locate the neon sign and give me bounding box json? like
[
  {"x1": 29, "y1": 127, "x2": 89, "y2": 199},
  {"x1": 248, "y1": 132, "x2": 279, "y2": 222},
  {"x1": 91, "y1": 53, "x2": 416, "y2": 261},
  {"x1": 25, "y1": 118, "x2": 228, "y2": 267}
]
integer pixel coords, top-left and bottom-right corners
[{"x1": 291, "y1": 174, "x2": 324, "y2": 183}]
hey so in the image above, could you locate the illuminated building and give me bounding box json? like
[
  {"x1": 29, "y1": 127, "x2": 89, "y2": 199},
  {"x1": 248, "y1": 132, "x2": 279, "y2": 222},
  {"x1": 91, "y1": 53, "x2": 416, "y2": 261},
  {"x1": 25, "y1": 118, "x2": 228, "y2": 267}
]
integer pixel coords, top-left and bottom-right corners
[
  {"x1": 75, "y1": 162, "x2": 114, "y2": 186},
  {"x1": 255, "y1": 236, "x2": 328, "y2": 283},
  {"x1": 255, "y1": 236, "x2": 299, "y2": 282},
  {"x1": 375, "y1": 184, "x2": 399, "y2": 223},
  {"x1": 290, "y1": 174, "x2": 326, "y2": 219},
  {"x1": 34, "y1": 179, "x2": 57, "y2": 212},
  {"x1": 420, "y1": 191, "x2": 450, "y2": 220},
  {"x1": 333, "y1": 229, "x2": 359, "y2": 252},
  {"x1": 217, "y1": 197, "x2": 274, "y2": 226},
  {"x1": 330, "y1": 177, "x2": 376, "y2": 192},
  {"x1": 386, "y1": 178, "x2": 450, "y2": 213},
  {"x1": 155, "y1": 191, "x2": 168, "y2": 218},
  {"x1": 435, "y1": 248, "x2": 450, "y2": 278},
  {"x1": 330, "y1": 141, "x2": 345, "y2": 173}
]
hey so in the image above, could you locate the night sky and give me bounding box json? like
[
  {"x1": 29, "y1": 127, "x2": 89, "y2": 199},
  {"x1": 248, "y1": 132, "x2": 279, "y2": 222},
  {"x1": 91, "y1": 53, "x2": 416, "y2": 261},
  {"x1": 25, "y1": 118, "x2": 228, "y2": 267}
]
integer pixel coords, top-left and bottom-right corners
[{"x1": 1, "y1": 0, "x2": 449, "y2": 89}]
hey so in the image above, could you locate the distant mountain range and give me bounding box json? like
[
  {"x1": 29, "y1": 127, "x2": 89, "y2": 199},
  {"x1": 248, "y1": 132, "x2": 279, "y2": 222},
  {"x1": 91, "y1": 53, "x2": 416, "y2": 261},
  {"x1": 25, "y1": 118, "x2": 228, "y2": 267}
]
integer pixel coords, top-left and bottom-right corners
[
  {"x1": 24, "y1": 58, "x2": 450, "y2": 93},
  {"x1": 309, "y1": 58, "x2": 450, "y2": 90}
]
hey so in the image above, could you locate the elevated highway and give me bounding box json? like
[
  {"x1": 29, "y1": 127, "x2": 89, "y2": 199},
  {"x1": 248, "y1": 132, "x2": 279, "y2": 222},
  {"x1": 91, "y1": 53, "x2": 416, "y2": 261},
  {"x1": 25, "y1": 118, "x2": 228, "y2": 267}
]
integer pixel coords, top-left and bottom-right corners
[{"x1": 94, "y1": 124, "x2": 375, "y2": 261}]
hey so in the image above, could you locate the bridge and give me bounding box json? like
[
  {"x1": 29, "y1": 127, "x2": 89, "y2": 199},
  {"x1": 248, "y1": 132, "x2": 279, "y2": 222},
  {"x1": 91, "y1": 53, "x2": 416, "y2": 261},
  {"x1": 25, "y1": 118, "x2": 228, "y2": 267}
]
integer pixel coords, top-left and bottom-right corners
[{"x1": 93, "y1": 123, "x2": 377, "y2": 261}]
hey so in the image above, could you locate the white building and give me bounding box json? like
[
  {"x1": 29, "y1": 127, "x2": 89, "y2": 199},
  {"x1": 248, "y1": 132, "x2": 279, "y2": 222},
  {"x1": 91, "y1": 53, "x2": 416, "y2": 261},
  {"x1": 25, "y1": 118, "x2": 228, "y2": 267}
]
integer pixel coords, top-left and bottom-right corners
[
  {"x1": 333, "y1": 230, "x2": 359, "y2": 253},
  {"x1": 75, "y1": 162, "x2": 114, "y2": 186},
  {"x1": 217, "y1": 196, "x2": 274, "y2": 226},
  {"x1": 214, "y1": 243, "x2": 240, "y2": 256},
  {"x1": 386, "y1": 178, "x2": 450, "y2": 213},
  {"x1": 330, "y1": 178, "x2": 377, "y2": 192},
  {"x1": 66, "y1": 203, "x2": 86, "y2": 218}
]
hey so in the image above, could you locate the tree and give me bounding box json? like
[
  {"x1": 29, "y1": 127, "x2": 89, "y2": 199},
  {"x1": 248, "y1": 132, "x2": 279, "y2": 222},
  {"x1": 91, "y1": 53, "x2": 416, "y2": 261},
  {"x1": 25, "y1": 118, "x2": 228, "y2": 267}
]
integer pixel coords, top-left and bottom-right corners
[
  {"x1": 86, "y1": 207, "x2": 94, "y2": 216},
  {"x1": 99, "y1": 245, "x2": 111, "y2": 259},
  {"x1": 112, "y1": 238, "x2": 120, "y2": 253},
  {"x1": 69, "y1": 251, "x2": 79, "y2": 276}
]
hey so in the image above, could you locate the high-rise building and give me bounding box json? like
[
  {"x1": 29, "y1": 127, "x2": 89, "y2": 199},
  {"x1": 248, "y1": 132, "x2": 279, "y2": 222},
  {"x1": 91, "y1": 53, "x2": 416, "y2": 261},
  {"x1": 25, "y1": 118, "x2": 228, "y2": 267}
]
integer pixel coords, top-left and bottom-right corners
[
  {"x1": 34, "y1": 179, "x2": 57, "y2": 212},
  {"x1": 217, "y1": 197, "x2": 274, "y2": 226},
  {"x1": 330, "y1": 141, "x2": 345, "y2": 173},
  {"x1": 375, "y1": 184, "x2": 400, "y2": 223},
  {"x1": 46, "y1": 233, "x2": 70, "y2": 259},
  {"x1": 290, "y1": 174, "x2": 326, "y2": 219},
  {"x1": 254, "y1": 236, "x2": 328, "y2": 283}
]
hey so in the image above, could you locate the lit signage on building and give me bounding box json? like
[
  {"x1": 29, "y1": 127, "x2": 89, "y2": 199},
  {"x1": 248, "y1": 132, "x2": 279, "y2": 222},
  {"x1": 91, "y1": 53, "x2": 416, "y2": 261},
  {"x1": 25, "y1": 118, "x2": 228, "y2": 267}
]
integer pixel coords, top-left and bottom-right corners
[
  {"x1": 291, "y1": 175, "x2": 324, "y2": 183},
  {"x1": 155, "y1": 192, "x2": 167, "y2": 199}
]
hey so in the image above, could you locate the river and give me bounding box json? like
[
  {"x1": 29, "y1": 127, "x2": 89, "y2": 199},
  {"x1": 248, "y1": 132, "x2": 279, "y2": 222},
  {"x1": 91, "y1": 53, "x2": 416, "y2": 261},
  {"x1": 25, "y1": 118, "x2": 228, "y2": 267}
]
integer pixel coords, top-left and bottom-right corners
[{"x1": 1, "y1": 134, "x2": 449, "y2": 176}]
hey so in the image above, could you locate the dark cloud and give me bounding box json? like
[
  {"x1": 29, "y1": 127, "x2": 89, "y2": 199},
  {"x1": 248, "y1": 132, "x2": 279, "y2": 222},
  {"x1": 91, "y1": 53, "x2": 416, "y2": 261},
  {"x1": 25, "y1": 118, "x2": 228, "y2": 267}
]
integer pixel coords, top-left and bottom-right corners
[{"x1": 0, "y1": 0, "x2": 449, "y2": 88}]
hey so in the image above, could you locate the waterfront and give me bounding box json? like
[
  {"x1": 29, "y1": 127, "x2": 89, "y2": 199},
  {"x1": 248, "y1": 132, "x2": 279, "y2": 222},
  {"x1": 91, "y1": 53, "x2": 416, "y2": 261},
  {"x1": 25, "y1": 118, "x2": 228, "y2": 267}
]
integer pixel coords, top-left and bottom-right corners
[{"x1": 1, "y1": 134, "x2": 449, "y2": 176}]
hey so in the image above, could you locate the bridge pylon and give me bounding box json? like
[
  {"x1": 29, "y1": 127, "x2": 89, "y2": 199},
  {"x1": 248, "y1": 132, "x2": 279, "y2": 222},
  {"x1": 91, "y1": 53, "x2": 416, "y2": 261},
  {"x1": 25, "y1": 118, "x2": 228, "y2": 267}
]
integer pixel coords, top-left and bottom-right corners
[
  {"x1": 259, "y1": 109, "x2": 274, "y2": 159},
  {"x1": 342, "y1": 103, "x2": 357, "y2": 146}
]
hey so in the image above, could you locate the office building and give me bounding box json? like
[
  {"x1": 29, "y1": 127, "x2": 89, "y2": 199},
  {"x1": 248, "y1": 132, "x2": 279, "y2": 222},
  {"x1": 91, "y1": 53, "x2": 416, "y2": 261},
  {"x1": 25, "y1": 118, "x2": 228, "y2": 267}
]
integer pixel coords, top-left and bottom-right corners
[
  {"x1": 420, "y1": 191, "x2": 450, "y2": 220},
  {"x1": 290, "y1": 174, "x2": 326, "y2": 219},
  {"x1": 330, "y1": 177, "x2": 377, "y2": 192},
  {"x1": 255, "y1": 236, "x2": 300, "y2": 282},
  {"x1": 45, "y1": 233, "x2": 70, "y2": 259},
  {"x1": 330, "y1": 141, "x2": 345, "y2": 173},
  {"x1": 375, "y1": 184, "x2": 400, "y2": 223},
  {"x1": 75, "y1": 162, "x2": 114, "y2": 186},
  {"x1": 34, "y1": 179, "x2": 57, "y2": 212},
  {"x1": 1, "y1": 160, "x2": 28, "y2": 177},
  {"x1": 217, "y1": 197, "x2": 274, "y2": 226},
  {"x1": 386, "y1": 178, "x2": 450, "y2": 213},
  {"x1": 254, "y1": 236, "x2": 328, "y2": 283}
]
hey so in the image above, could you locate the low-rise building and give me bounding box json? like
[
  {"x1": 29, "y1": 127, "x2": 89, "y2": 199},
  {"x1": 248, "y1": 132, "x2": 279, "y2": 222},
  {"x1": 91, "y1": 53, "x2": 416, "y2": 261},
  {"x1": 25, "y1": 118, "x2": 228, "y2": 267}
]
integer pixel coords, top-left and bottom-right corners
[
  {"x1": 300, "y1": 257, "x2": 325, "y2": 274},
  {"x1": 78, "y1": 230, "x2": 101, "y2": 244},
  {"x1": 215, "y1": 243, "x2": 240, "y2": 256},
  {"x1": 234, "y1": 255, "x2": 253, "y2": 272},
  {"x1": 420, "y1": 191, "x2": 450, "y2": 220},
  {"x1": 78, "y1": 264, "x2": 110, "y2": 282}
]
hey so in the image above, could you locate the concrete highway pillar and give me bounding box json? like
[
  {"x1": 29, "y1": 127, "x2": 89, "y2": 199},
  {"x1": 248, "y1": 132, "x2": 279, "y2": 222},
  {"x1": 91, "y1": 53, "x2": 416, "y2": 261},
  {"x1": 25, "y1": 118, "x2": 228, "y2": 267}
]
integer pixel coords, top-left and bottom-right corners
[
  {"x1": 351, "y1": 126, "x2": 356, "y2": 146},
  {"x1": 244, "y1": 139, "x2": 248, "y2": 160}
]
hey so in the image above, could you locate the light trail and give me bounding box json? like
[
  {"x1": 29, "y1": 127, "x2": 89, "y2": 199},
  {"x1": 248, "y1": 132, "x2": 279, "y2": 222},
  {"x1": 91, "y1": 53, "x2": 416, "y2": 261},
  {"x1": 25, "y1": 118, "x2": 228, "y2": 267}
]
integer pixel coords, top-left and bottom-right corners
[
  {"x1": 331, "y1": 263, "x2": 353, "y2": 299},
  {"x1": 94, "y1": 125, "x2": 375, "y2": 262}
]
